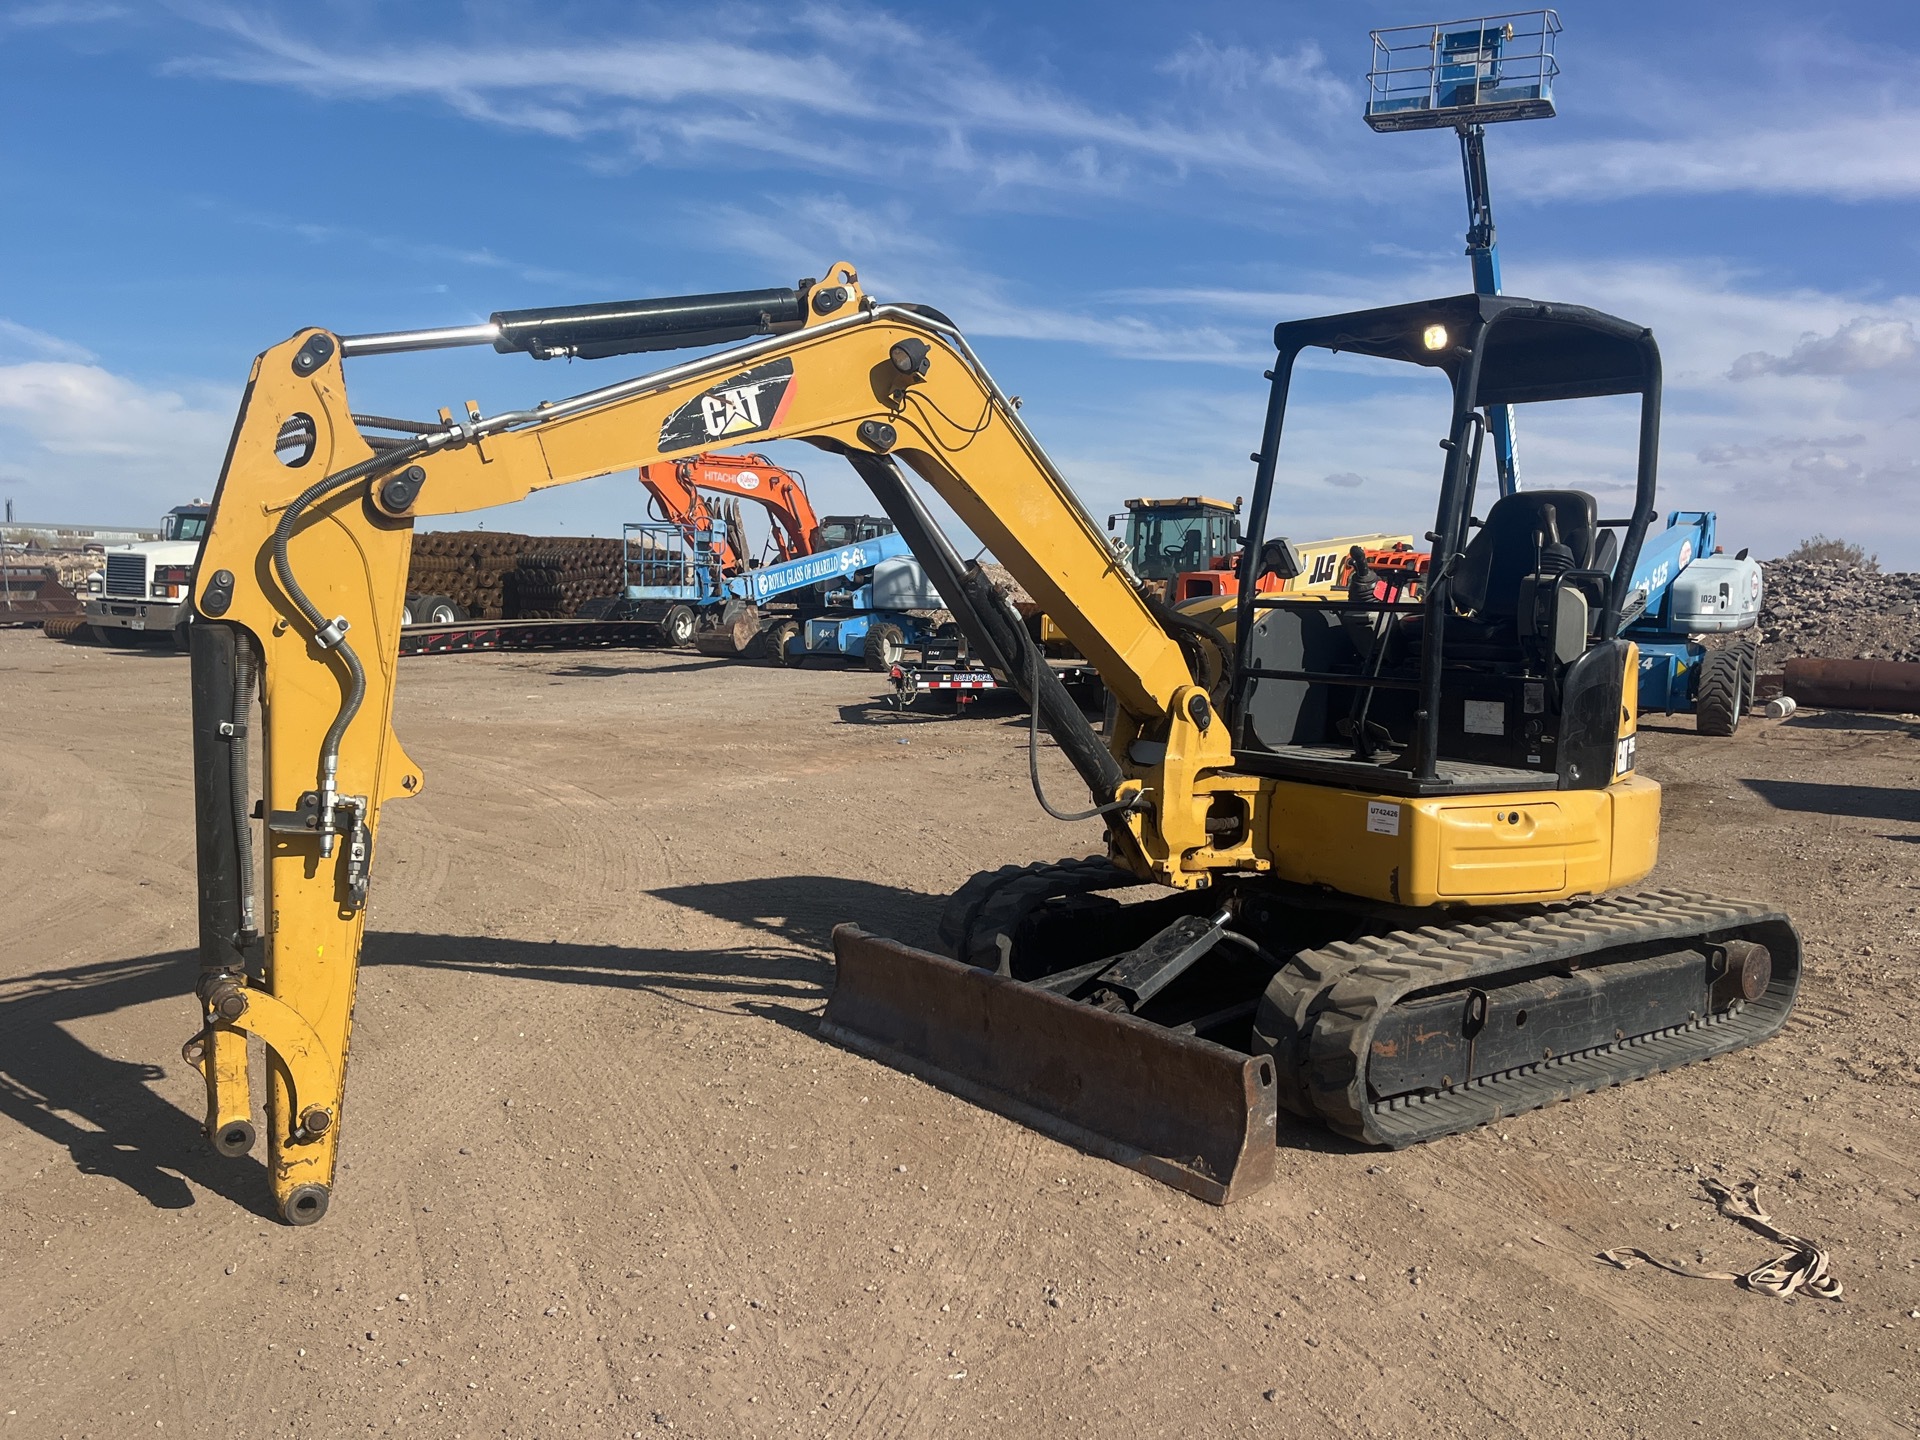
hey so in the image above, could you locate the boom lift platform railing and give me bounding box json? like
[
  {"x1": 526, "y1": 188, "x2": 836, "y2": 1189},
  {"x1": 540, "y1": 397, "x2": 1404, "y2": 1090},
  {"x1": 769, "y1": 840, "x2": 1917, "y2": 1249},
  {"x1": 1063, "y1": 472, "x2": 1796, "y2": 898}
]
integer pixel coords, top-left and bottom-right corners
[
  {"x1": 1366, "y1": 10, "x2": 1561, "y2": 499},
  {"x1": 1364, "y1": 11, "x2": 1560, "y2": 131}
]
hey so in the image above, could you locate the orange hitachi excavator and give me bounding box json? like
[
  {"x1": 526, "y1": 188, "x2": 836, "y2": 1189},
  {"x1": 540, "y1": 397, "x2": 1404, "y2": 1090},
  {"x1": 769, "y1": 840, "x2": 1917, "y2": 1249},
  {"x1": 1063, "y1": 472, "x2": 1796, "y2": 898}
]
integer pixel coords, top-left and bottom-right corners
[{"x1": 636, "y1": 451, "x2": 819, "y2": 574}]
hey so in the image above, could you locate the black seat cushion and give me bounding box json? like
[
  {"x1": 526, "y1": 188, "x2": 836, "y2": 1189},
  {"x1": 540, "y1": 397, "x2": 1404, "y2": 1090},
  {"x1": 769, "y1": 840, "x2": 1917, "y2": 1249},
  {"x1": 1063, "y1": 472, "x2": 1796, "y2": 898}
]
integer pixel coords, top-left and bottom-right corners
[
  {"x1": 1452, "y1": 489, "x2": 1601, "y2": 621},
  {"x1": 1403, "y1": 489, "x2": 1610, "y2": 661}
]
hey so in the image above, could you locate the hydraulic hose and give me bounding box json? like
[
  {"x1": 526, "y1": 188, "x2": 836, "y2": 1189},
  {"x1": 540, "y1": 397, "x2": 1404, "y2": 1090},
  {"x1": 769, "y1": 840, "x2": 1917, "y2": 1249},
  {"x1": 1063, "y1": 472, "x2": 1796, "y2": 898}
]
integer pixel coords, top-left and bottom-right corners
[
  {"x1": 1142, "y1": 588, "x2": 1236, "y2": 709},
  {"x1": 269, "y1": 439, "x2": 432, "y2": 838},
  {"x1": 230, "y1": 628, "x2": 258, "y2": 944},
  {"x1": 1027, "y1": 646, "x2": 1138, "y2": 824},
  {"x1": 1022, "y1": 589, "x2": 1233, "y2": 825}
]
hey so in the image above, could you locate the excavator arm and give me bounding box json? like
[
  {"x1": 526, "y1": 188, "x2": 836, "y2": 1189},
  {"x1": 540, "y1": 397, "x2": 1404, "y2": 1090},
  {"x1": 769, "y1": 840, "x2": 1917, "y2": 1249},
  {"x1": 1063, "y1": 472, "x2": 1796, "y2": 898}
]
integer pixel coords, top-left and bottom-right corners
[
  {"x1": 187, "y1": 261, "x2": 1251, "y2": 1222},
  {"x1": 637, "y1": 452, "x2": 821, "y2": 568}
]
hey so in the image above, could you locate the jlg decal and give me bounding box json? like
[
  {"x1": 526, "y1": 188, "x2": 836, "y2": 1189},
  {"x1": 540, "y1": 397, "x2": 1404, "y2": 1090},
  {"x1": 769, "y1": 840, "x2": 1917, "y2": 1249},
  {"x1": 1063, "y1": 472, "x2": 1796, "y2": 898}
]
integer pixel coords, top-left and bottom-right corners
[
  {"x1": 1307, "y1": 552, "x2": 1340, "y2": 586},
  {"x1": 659, "y1": 358, "x2": 796, "y2": 452}
]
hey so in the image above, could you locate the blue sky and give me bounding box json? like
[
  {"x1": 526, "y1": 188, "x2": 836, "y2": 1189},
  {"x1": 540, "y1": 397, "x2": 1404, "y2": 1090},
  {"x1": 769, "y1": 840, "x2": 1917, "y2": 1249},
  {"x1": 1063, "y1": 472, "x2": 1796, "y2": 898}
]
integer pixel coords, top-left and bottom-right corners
[{"x1": 2, "y1": 1, "x2": 1916, "y2": 563}]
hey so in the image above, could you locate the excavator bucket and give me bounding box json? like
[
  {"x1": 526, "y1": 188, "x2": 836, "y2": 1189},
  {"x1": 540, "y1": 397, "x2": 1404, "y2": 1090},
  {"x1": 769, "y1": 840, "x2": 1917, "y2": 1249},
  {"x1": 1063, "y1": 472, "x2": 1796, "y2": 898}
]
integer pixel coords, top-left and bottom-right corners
[{"x1": 823, "y1": 926, "x2": 1280, "y2": 1204}]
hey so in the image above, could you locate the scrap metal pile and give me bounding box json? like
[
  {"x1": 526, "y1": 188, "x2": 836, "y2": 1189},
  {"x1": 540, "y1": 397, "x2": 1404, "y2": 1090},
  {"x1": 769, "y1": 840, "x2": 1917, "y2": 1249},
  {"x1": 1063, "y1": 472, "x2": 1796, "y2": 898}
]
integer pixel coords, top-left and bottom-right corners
[
  {"x1": 16, "y1": 549, "x2": 98, "y2": 590},
  {"x1": 1, "y1": 558, "x2": 84, "y2": 627}
]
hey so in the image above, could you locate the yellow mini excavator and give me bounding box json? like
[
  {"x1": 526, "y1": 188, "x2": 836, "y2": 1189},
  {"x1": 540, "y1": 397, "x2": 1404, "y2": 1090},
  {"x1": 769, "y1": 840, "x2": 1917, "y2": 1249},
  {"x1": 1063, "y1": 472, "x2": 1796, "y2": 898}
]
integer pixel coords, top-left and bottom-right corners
[{"x1": 183, "y1": 263, "x2": 1799, "y2": 1223}]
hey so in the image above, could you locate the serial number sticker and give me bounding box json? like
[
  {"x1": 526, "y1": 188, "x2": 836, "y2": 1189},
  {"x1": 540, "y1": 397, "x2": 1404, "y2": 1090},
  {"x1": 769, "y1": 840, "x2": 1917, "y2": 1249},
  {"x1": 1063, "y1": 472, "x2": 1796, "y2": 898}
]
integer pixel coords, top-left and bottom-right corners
[
  {"x1": 1463, "y1": 699, "x2": 1505, "y2": 736},
  {"x1": 1366, "y1": 801, "x2": 1401, "y2": 837}
]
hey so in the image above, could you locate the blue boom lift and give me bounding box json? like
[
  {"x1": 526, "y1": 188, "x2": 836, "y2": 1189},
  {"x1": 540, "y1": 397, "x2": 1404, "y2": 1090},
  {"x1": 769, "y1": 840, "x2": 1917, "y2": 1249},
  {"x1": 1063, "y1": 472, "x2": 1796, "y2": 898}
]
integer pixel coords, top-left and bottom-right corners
[
  {"x1": 1366, "y1": 10, "x2": 1563, "y2": 498},
  {"x1": 620, "y1": 514, "x2": 939, "y2": 667},
  {"x1": 1367, "y1": 12, "x2": 1763, "y2": 733},
  {"x1": 1618, "y1": 511, "x2": 1764, "y2": 735},
  {"x1": 738, "y1": 527, "x2": 942, "y2": 669}
]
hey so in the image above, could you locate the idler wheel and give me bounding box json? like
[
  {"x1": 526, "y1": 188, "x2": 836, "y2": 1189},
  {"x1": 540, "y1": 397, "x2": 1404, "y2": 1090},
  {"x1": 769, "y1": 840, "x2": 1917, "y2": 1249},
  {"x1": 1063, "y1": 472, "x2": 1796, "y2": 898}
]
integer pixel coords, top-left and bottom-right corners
[{"x1": 1711, "y1": 939, "x2": 1772, "y2": 1005}]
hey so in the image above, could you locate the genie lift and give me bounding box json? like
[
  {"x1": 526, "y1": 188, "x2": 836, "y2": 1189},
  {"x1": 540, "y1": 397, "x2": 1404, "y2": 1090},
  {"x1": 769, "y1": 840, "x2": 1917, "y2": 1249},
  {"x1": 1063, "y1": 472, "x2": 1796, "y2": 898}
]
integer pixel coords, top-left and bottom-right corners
[
  {"x1": 1365, "y1": 15, "x2": 1763, "y2": 734},
  {"x1": 621, "y1": 517, "x2": 937, "y2": 664},
  {"x1": 1616, "y1": 513, "x2": 1764, "y2": 735},
  {"x1": 1367, "y1": 11, "x2": 1561, "y2": 498}
]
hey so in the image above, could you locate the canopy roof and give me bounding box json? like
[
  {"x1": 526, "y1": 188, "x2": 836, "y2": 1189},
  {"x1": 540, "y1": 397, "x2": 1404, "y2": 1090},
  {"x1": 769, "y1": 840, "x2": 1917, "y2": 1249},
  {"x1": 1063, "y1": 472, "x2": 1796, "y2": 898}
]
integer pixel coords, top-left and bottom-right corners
[{"x1": 1272, "y1": 293, "x2": 1658, "y2": 406}]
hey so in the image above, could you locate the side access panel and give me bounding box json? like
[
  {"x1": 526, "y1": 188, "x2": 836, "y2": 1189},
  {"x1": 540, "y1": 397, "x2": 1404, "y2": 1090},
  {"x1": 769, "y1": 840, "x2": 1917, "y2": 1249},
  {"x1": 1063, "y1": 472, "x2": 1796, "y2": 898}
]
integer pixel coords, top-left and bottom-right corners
[{"x1": 1262, "y1": 774, "x2": 1662, "y2": 908}]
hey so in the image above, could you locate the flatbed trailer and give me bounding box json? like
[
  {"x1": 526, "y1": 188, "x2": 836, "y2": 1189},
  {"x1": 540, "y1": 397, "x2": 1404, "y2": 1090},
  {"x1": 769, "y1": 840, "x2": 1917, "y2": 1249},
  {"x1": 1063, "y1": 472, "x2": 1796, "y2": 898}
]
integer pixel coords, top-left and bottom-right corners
[
  {"x1": 398, "y1": 616, "x2": 664, "y2": 657},
  {"x1": 888, "y1": 654, "x2": 1101, "y2": 712}
]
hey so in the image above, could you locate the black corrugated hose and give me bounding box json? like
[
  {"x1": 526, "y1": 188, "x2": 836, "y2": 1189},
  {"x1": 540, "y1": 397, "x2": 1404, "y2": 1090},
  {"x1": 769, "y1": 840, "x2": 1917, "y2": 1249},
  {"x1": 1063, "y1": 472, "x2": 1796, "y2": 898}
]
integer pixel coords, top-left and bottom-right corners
[{"x1": 270, "y1": 441, "x2": 432, "y2": 794}]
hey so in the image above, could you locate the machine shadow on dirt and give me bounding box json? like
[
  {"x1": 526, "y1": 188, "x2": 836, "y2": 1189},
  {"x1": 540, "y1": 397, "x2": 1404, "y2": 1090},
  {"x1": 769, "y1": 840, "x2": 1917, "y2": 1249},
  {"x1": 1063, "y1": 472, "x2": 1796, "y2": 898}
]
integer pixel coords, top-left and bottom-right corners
[{"x1": 0, "y1": 951, "x2": 278, "y2": 1220}]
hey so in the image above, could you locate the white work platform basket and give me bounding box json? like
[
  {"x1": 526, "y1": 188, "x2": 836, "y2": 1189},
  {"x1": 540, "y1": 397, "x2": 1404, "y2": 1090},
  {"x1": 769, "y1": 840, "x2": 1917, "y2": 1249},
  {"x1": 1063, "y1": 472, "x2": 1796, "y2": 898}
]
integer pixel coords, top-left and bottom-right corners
[{"x1": 1365, "y1": 10, "x2": 1561, "y2": 133}]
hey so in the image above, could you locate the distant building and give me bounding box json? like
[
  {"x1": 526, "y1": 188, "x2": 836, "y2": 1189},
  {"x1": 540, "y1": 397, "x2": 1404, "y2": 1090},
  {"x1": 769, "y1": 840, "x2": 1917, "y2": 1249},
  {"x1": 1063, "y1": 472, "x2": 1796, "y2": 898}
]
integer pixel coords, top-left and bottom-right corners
[{"x1": 0, "y1": 521, "x2": 162, "y2": 548}]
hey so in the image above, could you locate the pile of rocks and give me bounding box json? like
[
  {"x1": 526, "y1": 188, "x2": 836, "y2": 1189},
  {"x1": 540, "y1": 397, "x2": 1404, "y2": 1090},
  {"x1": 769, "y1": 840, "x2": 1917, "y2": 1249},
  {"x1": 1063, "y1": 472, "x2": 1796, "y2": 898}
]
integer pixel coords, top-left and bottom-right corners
[{"x1": 1757, "y1": 559, "x2": 1920, "y2": 669}]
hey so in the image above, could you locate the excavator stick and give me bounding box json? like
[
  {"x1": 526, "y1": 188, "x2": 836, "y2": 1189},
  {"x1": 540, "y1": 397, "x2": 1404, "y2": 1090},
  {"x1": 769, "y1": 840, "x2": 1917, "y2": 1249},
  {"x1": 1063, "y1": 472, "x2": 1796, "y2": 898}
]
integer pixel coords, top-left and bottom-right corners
[{"x1": 825, "y1": 927, "x2": 1278, "y2": 1204}]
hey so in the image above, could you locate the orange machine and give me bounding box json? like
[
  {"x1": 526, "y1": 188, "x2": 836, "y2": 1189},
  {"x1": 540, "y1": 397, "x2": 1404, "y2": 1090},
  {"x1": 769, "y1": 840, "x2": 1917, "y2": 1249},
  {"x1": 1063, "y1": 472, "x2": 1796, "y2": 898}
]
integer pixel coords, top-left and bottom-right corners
[
  {"x1": 635, "y1": 451, "x2": 820, "y2": 574},
  {"x1": 1171, "y1": 537, "x2": 1429, "y2": 603}
]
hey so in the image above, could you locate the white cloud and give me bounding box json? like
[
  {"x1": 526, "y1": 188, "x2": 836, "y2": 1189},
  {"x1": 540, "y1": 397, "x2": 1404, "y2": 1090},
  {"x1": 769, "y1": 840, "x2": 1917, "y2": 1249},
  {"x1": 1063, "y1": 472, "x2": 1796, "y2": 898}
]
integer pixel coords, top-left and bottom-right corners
[
  {"x1": 203, "y1": 201, "x2": 613, "y2": 291},
  {"x1": 156, "y1": 7, "x2": 1920, "y2": 211},
  {"x1": 0, "y1": 359, "x2": 230, "y2": 521},
  {"x1": 1068, "y1": 259, "x2": 1920, "y2": 563},
  {"x1": 162, "y1": 6, "x2": 1341, "y2": 201},
  {"x1": 1699, "y1": 434, "x2": 1865, "y2": 465},
  {"x1": 1497, "y1": 264, "x2": 1920, "y2": 559},
  {"x1": 691, "y1": 195, "x2": 1262, "y2": 365},
  {"x1": 1729, "y1": 318, "x2": 1918, "y2": 379},
  {"x1": 1504, "y1": 112, "x2": 1920, "y2": 203},
  {"x1": 1157, "y1": 36, "x2": 1353, "y2": 117},
  {"x1": 1788, "y1": 451, "x2": 1862, "y2": 478},
  {"x1": 0, "y1": 318, "x2": 95, "y2": 364}
]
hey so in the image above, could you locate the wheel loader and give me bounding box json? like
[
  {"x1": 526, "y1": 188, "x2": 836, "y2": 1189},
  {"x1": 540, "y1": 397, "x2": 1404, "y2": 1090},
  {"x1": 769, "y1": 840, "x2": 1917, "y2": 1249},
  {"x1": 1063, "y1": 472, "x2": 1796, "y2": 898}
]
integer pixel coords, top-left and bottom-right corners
[{"x1": 182, "y1": 265, "x2": 1799, "y2": 1223}]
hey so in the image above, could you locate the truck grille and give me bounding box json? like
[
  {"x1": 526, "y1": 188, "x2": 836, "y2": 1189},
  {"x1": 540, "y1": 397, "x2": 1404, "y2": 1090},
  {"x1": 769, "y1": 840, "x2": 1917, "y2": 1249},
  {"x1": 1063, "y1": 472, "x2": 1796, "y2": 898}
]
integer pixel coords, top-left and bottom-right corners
[{"x1": 104, "y1": 553, "x2": 147, "y2": 599}]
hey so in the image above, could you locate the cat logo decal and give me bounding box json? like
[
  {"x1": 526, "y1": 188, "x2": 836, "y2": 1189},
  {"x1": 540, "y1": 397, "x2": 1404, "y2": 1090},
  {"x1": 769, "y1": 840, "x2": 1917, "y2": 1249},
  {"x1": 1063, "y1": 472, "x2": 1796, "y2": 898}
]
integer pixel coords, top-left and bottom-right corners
[{"x1": 659, "y1": 359, "x2": 796, "y2": 452}]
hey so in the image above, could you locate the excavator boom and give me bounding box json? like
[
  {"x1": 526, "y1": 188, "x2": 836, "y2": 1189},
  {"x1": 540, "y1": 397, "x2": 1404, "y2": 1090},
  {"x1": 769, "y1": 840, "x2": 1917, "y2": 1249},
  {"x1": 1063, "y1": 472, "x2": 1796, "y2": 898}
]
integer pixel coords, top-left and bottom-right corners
[
  {"x1": 637, "y1": 451, "x2": 820, "y2": 571},
  {"x1": 186, "y1": 262, "x2": 1214, "y2": 1221}
]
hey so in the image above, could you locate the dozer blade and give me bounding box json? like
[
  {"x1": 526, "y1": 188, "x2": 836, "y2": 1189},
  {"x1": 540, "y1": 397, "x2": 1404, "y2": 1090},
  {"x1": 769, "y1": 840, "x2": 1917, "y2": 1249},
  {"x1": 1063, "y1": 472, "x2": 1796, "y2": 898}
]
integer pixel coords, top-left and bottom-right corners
[{"x1": 825, "y1": 926, "x2": 1279, "y2": 1204}]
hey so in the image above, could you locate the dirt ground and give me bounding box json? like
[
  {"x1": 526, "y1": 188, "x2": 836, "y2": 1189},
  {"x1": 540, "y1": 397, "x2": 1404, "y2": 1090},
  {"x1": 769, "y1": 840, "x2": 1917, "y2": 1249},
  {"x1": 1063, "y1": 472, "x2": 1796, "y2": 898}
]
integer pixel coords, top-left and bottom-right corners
[{"x1": 2, "y1": 628, "x2": 1917, "y2": 1440}]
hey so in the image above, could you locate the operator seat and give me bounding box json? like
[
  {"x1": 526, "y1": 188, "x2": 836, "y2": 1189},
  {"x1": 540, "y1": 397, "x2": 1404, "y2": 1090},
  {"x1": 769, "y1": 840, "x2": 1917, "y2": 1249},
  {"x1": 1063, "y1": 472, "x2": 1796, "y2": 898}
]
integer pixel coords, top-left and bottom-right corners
[
  {"x1": 1174, "y1": 530, "x2": 1203, "y2": 574},
  {"x1": 1415, "y1": 489, "x2": 1615, "y2": 659}
]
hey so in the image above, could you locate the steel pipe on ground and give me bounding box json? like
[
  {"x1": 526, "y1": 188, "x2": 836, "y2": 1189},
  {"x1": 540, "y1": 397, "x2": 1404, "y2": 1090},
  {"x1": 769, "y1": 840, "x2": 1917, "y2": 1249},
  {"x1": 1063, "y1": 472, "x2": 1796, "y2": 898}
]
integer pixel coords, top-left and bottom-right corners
[{"x1": 1784, "y1": 658, "x2": 1920, "y2": 712}]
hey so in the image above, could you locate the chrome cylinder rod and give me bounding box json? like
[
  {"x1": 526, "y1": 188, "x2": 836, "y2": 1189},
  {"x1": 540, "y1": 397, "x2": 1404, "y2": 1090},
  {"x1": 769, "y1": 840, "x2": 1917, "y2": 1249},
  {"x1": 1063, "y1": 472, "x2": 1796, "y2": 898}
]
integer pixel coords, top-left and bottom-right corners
[{"x1": 338, "y1": 323, "x2": 502, "y2": 357}]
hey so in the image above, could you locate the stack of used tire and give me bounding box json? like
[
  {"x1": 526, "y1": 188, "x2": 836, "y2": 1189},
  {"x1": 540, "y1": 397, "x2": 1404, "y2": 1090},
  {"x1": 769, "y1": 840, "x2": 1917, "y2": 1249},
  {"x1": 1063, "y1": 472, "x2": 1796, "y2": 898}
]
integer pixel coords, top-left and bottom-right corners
[
  {"x1": 405, "y1": 532, "x2": 623, "y2": 621},
  {"x1": 504, "y1": 540, "x2": 626, "y2": 619},
  {"x1": 406, "y1": 531, "x2": 512, "y2": 620}
]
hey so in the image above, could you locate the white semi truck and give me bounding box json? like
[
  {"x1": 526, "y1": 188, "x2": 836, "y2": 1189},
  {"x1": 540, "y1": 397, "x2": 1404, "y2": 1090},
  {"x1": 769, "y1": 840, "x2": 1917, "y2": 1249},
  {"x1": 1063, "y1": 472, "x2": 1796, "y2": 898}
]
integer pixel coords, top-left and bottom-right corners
[{"x1": 83, "y1": 503, "x2": 209, "y2": 647}]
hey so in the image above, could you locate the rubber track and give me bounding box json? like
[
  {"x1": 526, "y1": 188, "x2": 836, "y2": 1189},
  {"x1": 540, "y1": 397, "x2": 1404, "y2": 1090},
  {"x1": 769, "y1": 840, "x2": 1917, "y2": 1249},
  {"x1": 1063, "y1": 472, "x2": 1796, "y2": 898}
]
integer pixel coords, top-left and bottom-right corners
[
  {"x1": 1255, "y1": 887, "x2": 1800, "y2": 1146},
  {"x1": 937, "y1": 857, "x2": 1137, "y2": 969}
]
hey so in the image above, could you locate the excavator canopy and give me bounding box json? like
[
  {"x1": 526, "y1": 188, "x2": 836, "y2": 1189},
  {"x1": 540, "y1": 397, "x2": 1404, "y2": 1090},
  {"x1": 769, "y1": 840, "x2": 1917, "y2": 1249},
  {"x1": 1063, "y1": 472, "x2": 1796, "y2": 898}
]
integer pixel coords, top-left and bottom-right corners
[{"x1": 1274, "y1": 293, "x2": 1659, "y2": 406}]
